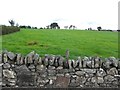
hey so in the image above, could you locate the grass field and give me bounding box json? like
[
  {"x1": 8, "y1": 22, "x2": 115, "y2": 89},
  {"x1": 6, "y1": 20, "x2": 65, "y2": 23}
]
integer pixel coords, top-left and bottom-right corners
[{"x1": 1, "y1": 29, "x2": 118, "y2": 59}]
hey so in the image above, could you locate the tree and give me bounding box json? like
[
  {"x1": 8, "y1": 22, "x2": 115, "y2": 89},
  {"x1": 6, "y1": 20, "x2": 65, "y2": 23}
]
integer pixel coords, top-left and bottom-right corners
[
  {"x1": 50, "y1": 22, "x2": 60, "y2": 29},
  {"x1": 8, "y1": 19, "x2": 15, "y2": 26},
  {"x1": 97, "y1": 26, "x2": 102, "y2": 31}
]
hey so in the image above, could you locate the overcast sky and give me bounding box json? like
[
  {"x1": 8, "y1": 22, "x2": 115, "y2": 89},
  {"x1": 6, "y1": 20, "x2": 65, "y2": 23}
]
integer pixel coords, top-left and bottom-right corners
[{"x1": 0, "y1": 0, "x2": 119, "y2": 30}]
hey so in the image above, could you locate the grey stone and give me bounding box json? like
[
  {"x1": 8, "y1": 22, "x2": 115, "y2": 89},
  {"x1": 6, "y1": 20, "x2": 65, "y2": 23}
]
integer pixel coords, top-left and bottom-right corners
[
  {"x1": 3, "y1": 54, "x2": 8, "y2": 63},
  {"x1": 16, "y1": 54, "x2": 21, "y2": 65},
  {"x1": 44, "y1": 58, "x2": 49, "y2": 66},
  {"x1": 86, "y1": 60, "x2": 92, "y2": 68},
  {"x1": 3, "y1": 69, "x2": 16, "y2": 78},
  {"x1": 47, "y1": 69, "x2": 56, "y2": 76},
  {"x1": 58, "y1": 56, "x2": 64, "y2": 66},
  {"x1": 109, "y1": 57, "x2": 118, "y2": 67},
  {"x1": 7, "y1": 78, "x2": 16, "y2": 83},
  {"x1": 26, "y1": 51, "x2": 35, "y2": 64},
  {"x1": 7, "y1": 51, "x2": 16, "y2": 60},
  {"x1": 48, "y1": 55, "x2": 55, "y2": 66},
  {"x1": 97, "y1": 68, "x2": 106, "y2": 77},
  {"x1": 36, "y1": 65, "x2": 46, "y2": 73},
  {"x1": 104, "y1": 75, "x2": 116, "y2": 82},
  {"x1": 77, "y1": 56, "x2": 82, "y2": 68},
  {"x1": 0, "y1": 54, "x2": 2, "y2": 64},
  {"x1": 103, "y1": 58, "x2": 111, "y2": 69},
  {"x1": 54, "y1": 76, "x2": 70, "y2": 88},
  {"x1": 28, "y1": 64, "x2": 35, "y2": 69},
  {"x1": 107, "y1": 67, "x2": 118, "y2": 76},
  {"x1": 68, "y1": 60, "x2": 72, "y2": 69},
  {"x1": 97, "y1": 77, "x2": 104, "y2": 84},
  {"x1": 3, "y1": 63, "x2": 11, "y2": 69},
  {"x1": 33, "y1": 53, "x2": 39, "y2": 65},
  {"x1": 72, "y1": 59, "x2": 78, "y2": 68},
  {"x1": 54, "y1": 59, "x2": 59, "y2": 67},
  {"x1": 82, "y1": 69, "x2": 96, "y2": 74},
  {"x1": 75, "y1": 71, "x2": 85, "y2": 76},
  {"x1": 91, "y1": 77, "x2": 97, "y2": 83},
  {"x1": 94, "y1": 57, "x2": 100, "y2": 68},
  {"x1": 83, "y1": 56, "x2": 89, "y2": 68}
]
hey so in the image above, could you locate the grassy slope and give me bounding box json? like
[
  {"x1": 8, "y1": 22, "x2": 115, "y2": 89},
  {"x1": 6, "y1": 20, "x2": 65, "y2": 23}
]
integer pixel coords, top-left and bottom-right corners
[{"x1": 2, "y1": 29, "x2": 118, "y2": 59}]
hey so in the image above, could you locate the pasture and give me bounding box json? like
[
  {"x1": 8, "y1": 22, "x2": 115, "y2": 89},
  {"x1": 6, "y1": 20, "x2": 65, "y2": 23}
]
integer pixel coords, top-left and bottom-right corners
[{"x1": 1, "y1": 29, "x2": 118, "y2": 59}]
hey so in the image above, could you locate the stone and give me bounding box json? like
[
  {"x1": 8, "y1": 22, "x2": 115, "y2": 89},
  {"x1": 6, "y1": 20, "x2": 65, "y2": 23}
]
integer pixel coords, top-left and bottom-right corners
[
  {"x1": 96, "y1": 68, "x2": 106, "y2": 77},
  {"x1": 48, "y1": 55, "x2": 55, "y2": 66},
  {"x1": 103, "y1": 58, "x2": 111, "y2": 69},
  {"x1": 33, "y1": 53, "x2": 39, "y2": 65},
  {"x1": 77, "y1": 56, "x2": 82, "y2": 68},
  {"x1": 36, "y1": 65, "x2": 46, "y2": 73},
  {"x1": 3, "y1": 70, "x2": 15, "y2": 78},
  {"x1": 7, "y1": 78, "x2": 16, "y2": 83},
  {"x1": 107, "y1": 67, "x2": 118, "y2": 76},
  {"x1": 43, "y1": 58, "x2": 49, "y2": 66},
  {"x1": 0, "y1": 54, "x2": 2, "y2": 64},
  {"x1": 75, "y1": 71, "x2": 85, "y2": 76},
  {"x1": 97, "y1": 77, "x2": 104, "y2": 84},
  {"x1": 54, "y1": 76, "x2": 70, "y2": 88},
  {"x1": 94, "y1": 57, "x2": 100, "y2": 68},
  {"x1": 47, "y1": 69, "x2": 56, "y2": 76},
  {"x1": 104, "y1": 75, "x2": 116, "y2": 82},
  {"x1": 109, "y1": 57, "x2": 118, "y2": 67},
  {"x1": 3, "y1": 63, "x2": 11, "y2": 69},
  {"x1": 7, "y1": 51, "x2": 16, "y2": 60},
  {"x1": 58, "y1": 56, "x2": 64, "y2": 66},
  {"x1": 83, "y1": 56, "x2": 89, "y2": 68},
  {"x1": 3, "y1": 54, "x2": 8, "y2": 63},
  {"x1": 26, "y1": 51, "x2": 35, "y2": 64},
  {"x1": 54, "y1": 59, "x2": 59, "y2": 67},
  {"x1": 83, "y1": 69, "x2": 96, "y2": 74},
  {"x1": 86, "y1": 60, "x2": 92, "y2": 68},
  {"x1": 68, "y1": 60, "x2": 72, "y2": 69},
  {"x1": 71, "y1": 59, "x2": 78, "y2": 68},
  {"x1": 16, "y1": 54, "x2": 21, "y2": 65},
  {"x1": 91, "y1": 77, "x2": 97, "y2": 83},
  {"x1": 63, "y1": 60, "x2": 69, "y2": 69}
]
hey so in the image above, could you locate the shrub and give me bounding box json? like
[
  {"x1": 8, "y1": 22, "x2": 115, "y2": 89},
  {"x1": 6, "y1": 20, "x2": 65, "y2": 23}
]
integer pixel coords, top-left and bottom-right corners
[{"x1": 0, "y1": 25, "x2": 20, "y2": 35}]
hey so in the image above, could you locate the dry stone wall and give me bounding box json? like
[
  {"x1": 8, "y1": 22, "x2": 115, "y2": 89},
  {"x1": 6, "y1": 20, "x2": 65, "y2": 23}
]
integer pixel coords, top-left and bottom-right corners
[{"x1": 0, "y1": 51, "x2": 120, "y2": 88}]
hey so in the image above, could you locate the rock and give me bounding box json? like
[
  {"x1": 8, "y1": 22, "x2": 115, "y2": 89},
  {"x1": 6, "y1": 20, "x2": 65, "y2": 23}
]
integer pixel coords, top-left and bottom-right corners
[
  {"x1": 91, "y1": 77, "x2": 97, "y2": 83},
  {"x1": 54, "y1": 76, "x2": 70, "y2": 88},
  {"x1": 71, "y1": 59, "x2": 78, "y2": 68},
  {"x1": 79, "y1": 76, "x2": 87, "y2": 84},
  {"x1": 0, "y1": 54, "x2": 2, "y2": 64},
  {"x1": 83, "y1": 56, "x2": 89, "y2": 68},
  {"x1": 77, "y1": 56, "x2": 82, "y2": 68},
  {"x1": 16, "y1": 54, "x2": 21, "y2": 65},
  {"x1": 36, "y1": 65, "x2": 46, "y2": 73},
  {"x1": 97, "y1": 77, "x2": 104, "y2": 84},
  {"x1": 86, "y1": 60, "x2": 92, "y2": 68},
  {"x1": 43, "y1": 58, "x2": 49, "y2": 66},
  {"x1": 68, "y1": 60, "x2": 72, "y2": 69},
  {"x1": 107, "y1": 67, "x2": 118, "y2": 76},
  {"x1": 47, "y1": 69, "x2": 56, "y2": 76},
  {"x1": 3, "y1": 63, "x2": 11, "y2": 69},
  {"x1": 33, "y1": 53, "x2": 39, "y2": 65},
  {"x1": 26, "y1": 51, "x2": 35, "y2": 64},
  {"x1": 7, "y1": 78, "x2": 16, "y2": 83},
  {"x1": 7, "y1": 51, "x2": 16, "y2": 60},
  {"x1": 14, "y1": 65, "x2": 29, "y2": 73},
  {"x1": 83, "y1": 69, "x2": 96, "y2": 74},
  {"x1": 109, "y1": 57, "x2": 118, "y2": 67},
  {"x1": 75, "y1": 71, "x2": 85, "y2": 76},
  {"x1": 54, "y1": 58, "x2": 59, "y2": 67},
  {"x1": 103, "y1": 58, "x2": 111, "y2": 69},
  {"x1": 94, "y1": 57, "x2": 100, "y2": 68},
  {"x1": 104, "y1": 75, "x2": 116, "y2": 82},
  {"x1": 48, "y1": 55, "x2": 55, "y2": 66},
  {"x1": 3, "y1": 54, "x2": 8, "y2": 63},
  {"x1": 96, "y1": 68, "x2": 106, "y2": 77},
  {"x1": 58, "y1": 56, "x2": 64, "y2": 66},
  {"x1": 28, "y1": 64, "x2": 35, "y2": 72},
  {"x1": 3, "y1": 70, "x2": 15, "y2": 78},
  {"x1": 63, "y1": 60, "x2": 69, "y2": 69}
]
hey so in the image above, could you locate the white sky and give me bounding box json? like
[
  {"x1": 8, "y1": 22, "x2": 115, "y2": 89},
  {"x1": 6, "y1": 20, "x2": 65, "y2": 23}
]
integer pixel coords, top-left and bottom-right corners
[{"x1": 0, "y1": 0, "x2": 119, "y2": 30}]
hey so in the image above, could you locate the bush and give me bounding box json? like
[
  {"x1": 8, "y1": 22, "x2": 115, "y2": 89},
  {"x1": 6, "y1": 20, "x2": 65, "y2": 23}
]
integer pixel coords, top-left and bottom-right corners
[{"x1": 0, "y1": 25, "x2": 20, "y2": 35}]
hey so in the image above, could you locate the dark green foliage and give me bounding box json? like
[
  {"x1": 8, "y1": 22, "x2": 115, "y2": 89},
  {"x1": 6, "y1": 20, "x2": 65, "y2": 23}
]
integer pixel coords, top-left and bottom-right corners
[
  {"x1": 8, "y1": 20, "x2": 15, "y2": 26},
  {"x1": 0, "y1": 25, "x2": 20, "y2": 35},
  {"x1": 50, "y1": 22, "x2": 60, "y2": 29}
]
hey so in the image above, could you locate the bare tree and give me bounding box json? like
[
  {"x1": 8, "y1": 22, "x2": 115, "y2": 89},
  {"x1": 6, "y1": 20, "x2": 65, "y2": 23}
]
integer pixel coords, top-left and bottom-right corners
[{"x1": 9, "y1": 19, "x2": 15, "y2": 26}]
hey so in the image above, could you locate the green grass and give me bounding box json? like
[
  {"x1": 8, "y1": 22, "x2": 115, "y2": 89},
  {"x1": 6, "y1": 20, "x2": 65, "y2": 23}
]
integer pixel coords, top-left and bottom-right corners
[{"x1": 1, "y1": 29, "x2": 118, "y2": 59}]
